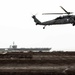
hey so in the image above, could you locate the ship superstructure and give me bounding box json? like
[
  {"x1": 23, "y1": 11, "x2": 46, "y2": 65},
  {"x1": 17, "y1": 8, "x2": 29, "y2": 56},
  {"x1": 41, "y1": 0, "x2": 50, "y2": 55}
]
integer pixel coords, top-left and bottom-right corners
[{"x1": 0, "y1": 43, "x2": 51, "y2": 53}]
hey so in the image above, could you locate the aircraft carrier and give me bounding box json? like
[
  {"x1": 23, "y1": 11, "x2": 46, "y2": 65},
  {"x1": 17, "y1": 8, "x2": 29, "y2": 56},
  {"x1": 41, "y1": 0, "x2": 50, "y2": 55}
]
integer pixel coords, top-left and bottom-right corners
[{"x1": 0, "y1": 43, "x2": 75, "y2": 75}]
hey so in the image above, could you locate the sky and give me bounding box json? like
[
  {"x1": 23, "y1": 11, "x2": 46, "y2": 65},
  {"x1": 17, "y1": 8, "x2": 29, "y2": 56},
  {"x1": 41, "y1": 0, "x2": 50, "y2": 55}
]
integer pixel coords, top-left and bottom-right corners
[{"x1": 0, "y1": 0, "x2": 75, "y2": 51}]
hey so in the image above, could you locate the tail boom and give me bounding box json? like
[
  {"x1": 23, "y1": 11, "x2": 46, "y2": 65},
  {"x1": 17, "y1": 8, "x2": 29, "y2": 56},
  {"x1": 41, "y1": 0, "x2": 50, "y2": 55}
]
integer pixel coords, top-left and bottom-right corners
[{"x1": 32, "y1": 15, "x2": 41, "y2": 25}]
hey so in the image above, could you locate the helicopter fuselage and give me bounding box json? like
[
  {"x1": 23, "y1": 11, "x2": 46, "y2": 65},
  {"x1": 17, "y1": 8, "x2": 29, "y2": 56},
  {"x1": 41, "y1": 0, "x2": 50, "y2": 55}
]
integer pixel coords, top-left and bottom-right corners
[
  {"x1": 40, "y1": 15, "x2": 75, "y2": 25},
  {"x1": 32, "y1": 15, "x2": 75, "y2": 26}
]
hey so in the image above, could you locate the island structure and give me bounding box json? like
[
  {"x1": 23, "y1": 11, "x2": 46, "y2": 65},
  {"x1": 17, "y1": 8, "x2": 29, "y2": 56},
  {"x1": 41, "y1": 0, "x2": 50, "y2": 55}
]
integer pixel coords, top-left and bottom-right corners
[{"x1": 0, "y1": 43, "x2": 75, "y2": 75}]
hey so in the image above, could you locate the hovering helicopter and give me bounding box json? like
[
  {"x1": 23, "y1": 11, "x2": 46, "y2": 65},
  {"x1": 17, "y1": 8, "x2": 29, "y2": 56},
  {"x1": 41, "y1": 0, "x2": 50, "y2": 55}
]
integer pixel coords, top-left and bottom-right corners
[{"x1": 32, "y1": 6, "x2": 75, "y2": 29}]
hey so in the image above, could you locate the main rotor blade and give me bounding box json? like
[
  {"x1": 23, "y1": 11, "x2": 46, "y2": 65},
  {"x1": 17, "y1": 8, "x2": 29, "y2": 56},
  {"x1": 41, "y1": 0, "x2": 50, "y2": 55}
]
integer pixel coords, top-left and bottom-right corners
[
  {"x1": 42, "y1": 13, "x2": 68, "y2": 15},
  {"x1": 60, "y1": 6, "x2": 73, "y2": 14},
  {"x1": 42, "y1": 6, "x2": 73, "y2": 15}
]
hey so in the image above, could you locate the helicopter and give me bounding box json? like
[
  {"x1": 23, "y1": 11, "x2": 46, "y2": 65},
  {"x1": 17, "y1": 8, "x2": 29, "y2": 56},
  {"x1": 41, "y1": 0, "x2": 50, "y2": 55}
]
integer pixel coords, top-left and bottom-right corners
[{"x1": 32, "y1": 6, "x2": 75, "y2": 29}]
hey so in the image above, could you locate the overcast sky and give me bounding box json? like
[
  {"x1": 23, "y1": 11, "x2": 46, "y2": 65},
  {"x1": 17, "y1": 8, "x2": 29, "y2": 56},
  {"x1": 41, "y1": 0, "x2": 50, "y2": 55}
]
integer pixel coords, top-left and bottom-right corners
[{"x1": 0, "y1": 0, "x2": 75, "y2": 51}]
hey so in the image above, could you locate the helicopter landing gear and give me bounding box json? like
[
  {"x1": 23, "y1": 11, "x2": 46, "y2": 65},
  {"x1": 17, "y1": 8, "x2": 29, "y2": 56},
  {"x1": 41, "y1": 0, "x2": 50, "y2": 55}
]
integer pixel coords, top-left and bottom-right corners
[
  {"x1": 73, "y1": 23, "x2": 75, "y2": 26},
  {"x1": 43, "y1": 26, "x2": 46, "y2": 29}
]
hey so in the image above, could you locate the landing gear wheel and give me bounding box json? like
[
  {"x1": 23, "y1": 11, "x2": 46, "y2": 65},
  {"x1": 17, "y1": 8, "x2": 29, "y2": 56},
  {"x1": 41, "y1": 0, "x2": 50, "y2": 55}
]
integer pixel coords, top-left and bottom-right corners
[
  {"x1": 73, "y1": 23, "x2": 75, "y2": 26},
  {"x1": 43, "y1": 27, "x2": 45, "y2": 29},
  {"x1": 43, "y1": 26, "x2": 46, "y2": 29}
]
